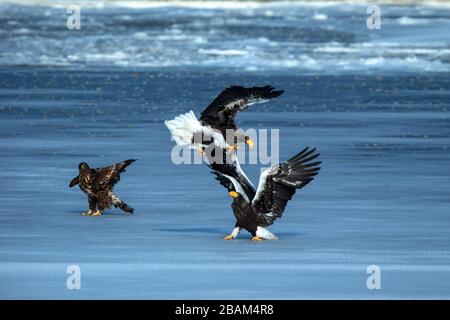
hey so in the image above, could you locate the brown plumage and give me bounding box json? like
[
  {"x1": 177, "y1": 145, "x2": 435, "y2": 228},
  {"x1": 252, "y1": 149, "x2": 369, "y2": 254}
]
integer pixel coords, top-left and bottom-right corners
[{"x1": 69, "y1": 159, "x2": 136, "y2": 216}]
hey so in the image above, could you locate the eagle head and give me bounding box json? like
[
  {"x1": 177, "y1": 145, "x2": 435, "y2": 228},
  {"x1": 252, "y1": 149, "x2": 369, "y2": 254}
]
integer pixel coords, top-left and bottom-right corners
[{"x1": 78, "y1": 162, "x2": 90, "y2": 172}]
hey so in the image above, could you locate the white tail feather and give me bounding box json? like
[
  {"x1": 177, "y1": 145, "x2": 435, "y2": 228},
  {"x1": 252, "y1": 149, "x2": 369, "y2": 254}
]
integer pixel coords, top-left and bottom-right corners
[
  {"x1": 164, "y1": 111, "x2": 203, "y2": 148},
  {"x1": 256, "y1": 226, "x2": 279, "y2": 240},
  {"x1": 164, "y1": 110, "x2": 228, "y2": 149}
]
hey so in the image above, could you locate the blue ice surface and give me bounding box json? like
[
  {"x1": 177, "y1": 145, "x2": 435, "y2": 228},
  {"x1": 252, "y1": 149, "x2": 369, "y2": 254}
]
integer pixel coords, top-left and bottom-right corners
[
  {"x1": 0, "y1": 68, "x2": 449, "y2": 299},
  {"x1": 0, "y1": 1, "x2": 450, "y2": 299}
]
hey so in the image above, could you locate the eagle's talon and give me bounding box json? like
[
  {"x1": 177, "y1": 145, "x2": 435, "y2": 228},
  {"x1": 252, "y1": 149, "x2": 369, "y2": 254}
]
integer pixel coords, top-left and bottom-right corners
[
  {"x1": 91, "y1": 210, "x2": 102, "y2": 216},
  {"x1": 223, "y1": 235, "x2": 234, "y2": 240},
  {"x1": 252, "y1": 236, "x2": 263, "y2": 241},
  {"x1": 197, "y1": 148, "x2": 205, "y2": 155},
  {"x1": 81, "y1": 210, "x2": 93, "y2": 216},
  {"x1": 227, "y1": 144, "x2": 240, "y2": 152}
]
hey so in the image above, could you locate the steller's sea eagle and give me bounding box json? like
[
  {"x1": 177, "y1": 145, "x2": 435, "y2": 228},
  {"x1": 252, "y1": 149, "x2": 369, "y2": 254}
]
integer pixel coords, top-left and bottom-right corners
[
  {"x1": 210, "y1": 147, "x2": 321, "y2": 241},
  {"x1": 69, "y1": 159, "x2": 136, "y2": 216},
  {"x1": 164, "y1": 85, "x2": 284, "y2": 200},
  {"x1": 164, "y1": 85, "x2": 284, "y2": 153}
]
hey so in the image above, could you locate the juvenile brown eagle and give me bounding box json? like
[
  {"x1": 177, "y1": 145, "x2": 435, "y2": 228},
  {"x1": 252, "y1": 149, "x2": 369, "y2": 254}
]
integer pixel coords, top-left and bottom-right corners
[
  {"x1": 69, "y1": 159, "x2": 136, "y2": 216},
  {"x1": 210, "y1": 147, "x2": 321, "y2": 241}
]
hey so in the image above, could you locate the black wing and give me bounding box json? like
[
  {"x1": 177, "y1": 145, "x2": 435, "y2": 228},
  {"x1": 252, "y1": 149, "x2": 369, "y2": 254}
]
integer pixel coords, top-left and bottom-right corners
[
  {"x1": 209, "y1": 167, "x2": 255, "y2": 204},
  {"x1": 252, "y1": 147, "x2": 321, "y2": 225},
  {"x1": 207, "y1": 147, "x2": 256, "y2": 200},
  {"x1": 93, "y1": 159, "x2": 137, "y2": 189},
  {"x1": 69, "y1": 175, "x2": 79, "y2": 187},
  {"x1": 199, "y1": 86, "x2": 284, "y2": 130},
  {"x1": 210, "y1": 169, "x2": 236, "y2": 193}
]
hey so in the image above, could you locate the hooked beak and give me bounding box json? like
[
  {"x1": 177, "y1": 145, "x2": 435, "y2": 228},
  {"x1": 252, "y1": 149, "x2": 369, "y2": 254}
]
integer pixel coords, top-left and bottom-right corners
[
  {"x1": 245, "y1": 138, "x2": 254, "y2": 149},
  {"x1": 228, "y1": 191, "x2": 239, "y2": 198}
]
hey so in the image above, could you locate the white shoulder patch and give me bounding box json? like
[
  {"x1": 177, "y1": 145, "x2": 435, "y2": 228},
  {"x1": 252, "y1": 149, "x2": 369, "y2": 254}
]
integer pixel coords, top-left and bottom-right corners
[
  {"x1": 252, "y1": 166, "x2": 275, "y2": 204},
  {"x1": 231, "y1": 152, "x2": 255, "y2": 190}
]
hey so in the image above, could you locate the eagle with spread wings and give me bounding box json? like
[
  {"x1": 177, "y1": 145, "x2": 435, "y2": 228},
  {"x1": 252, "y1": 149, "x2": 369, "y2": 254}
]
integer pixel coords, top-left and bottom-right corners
[
  {"x1": 69, "y1": 159, "x2": 136, "y2": 216},
  {"x1": 199, "y1": 85, "x2": 284, "y2": 150},
  {"x1": 165, "y1": 85, "x2": 284, "y2": 153},
  {"x1": 210, "y1": 147, "x2": 321, "y2": 240},
  {"x1": 164, "y1": 85, "x2": 284, "y2": 203}
]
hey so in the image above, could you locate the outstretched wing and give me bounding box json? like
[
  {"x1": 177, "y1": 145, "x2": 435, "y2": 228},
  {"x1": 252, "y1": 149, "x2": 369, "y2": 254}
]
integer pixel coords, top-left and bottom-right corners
[
  {"x1": 252, "y1": 147, "x2": 321, "y2": 225},
  {"x1": 210, "y1": 169, "x2": 235, "y2": 192},
  {"x1": 207, "y1": 147, "x2": 256, "y2": 200},
  {"x1": 93, "y1": 159, "x2": 137, "y2": 189},
  {"x1": 209, "y1": 166, "x2": 252, "y2": 203},
  {"x1": 200, "y1": 86, "x2": 284, "y2": 130},
  {"x1": 69, "y1": 175, "x2": 79, "y2": 187},
  {"x1": 208, "y1": 148, "x2": 256, "y2": 203}
]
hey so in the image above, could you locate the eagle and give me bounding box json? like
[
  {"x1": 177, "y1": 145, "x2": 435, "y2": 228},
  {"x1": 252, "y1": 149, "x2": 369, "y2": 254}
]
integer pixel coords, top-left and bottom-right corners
[
  {"x1": 69, "y1": 159, "x2": 136, "y2": 216},
  {"x1": 164, "y1": 85, "x2": 284, "y2": 153},
  {"x1": 199, "y1": 85, "x2": 284, "y2": 151},
  {"x1": 164, "y1": 85, "x2": 284, "y2": 200},
  {"x1": 210, "y1": 147, "x2": 321, "y2": 241}
]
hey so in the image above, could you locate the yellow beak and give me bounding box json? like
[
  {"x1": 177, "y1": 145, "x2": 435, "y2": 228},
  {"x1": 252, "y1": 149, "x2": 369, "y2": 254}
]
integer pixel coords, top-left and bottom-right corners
[
  {"x1": 228, "y1": 191, "x2": 239, "y2": 198},
  {"x1": 245, "y1": 138, "x2": 254, "y2": 149}
]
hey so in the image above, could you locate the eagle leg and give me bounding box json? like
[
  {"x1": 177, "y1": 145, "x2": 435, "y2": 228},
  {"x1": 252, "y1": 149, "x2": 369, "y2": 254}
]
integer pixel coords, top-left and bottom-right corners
[
  {"x1": 197, "y1": 147, "x2": 206, "y2": 155},
  {"x1": 226, "y1": 144, "x2": 240, "y2": 152},
  {"x1": 82, "y1": 197, "x2": 98, "y2": 216},
  {"x1": 251, "y1": 236, "x2": 263, "y2": 241},
  {"x1": 91, "y1": 210, "x2": 102, "y2": 216},
  {"x1": 223, "y1": 226, "x2": 240, "y2": 240}
]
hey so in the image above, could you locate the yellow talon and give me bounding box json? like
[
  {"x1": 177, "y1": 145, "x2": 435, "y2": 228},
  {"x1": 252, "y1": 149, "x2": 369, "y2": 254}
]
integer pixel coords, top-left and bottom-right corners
[
  {"x1": 227, "y1": 144, "x2": 240, "y2": 152},
  {"x1": 223, "y1": 235, "x2": 234, "y2": 240},
  {"x1": 81, "y1": 210, "x2": 93, "y2": 216},
  {"x1": 252, "y1": 236, "x2": 263, "y2": 241},
  {"x1": 91, "y1": 210, "x2": 102, "y2": 216},
  {"x1": 197, "y1": 148, "x2": 205, "y2": 155}
]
